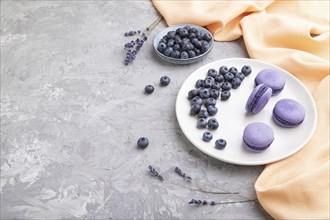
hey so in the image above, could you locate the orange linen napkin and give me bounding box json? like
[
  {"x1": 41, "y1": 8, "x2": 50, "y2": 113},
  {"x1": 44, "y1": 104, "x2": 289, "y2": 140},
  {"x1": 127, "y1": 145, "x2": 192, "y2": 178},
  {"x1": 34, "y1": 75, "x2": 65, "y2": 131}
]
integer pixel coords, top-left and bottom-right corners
[{"x1": 152, "y1": 1, "x2": 330, "y2": 219}]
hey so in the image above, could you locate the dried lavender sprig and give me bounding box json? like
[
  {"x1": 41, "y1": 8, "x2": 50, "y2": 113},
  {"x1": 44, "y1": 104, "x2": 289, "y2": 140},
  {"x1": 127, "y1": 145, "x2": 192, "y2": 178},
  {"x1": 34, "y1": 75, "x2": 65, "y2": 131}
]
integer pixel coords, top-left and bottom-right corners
[
  {"x1": 188, "y1": 199, "x2": 258, "y2": 206},
  {"x1": 124, "y1": 30, "x2": 141, "y2": 37},
  {"x1": 174, "y1": 167, "x2": 192, "y2": 182},
  {"x1": 147, "y1": 165, "x2": 239, "y2": 194},
  {"x1": 148, "y1": 165, "x2": 164, "y2": 181},
  {"x1": 123, "y1": 15, "x2": 162, "y2": 65},
  {"x1": 175, "y1": 166, "x2": 255, "y2": 200},
  {"x1": 190, "y1": 180, "x2": 255, "y2": 201}
]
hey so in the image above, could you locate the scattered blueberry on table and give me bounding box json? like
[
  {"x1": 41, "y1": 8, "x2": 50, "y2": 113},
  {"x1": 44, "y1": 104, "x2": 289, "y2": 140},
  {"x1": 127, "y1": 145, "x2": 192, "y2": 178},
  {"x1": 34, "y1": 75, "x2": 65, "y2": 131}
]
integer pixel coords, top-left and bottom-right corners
[
  {"x1": 144, "y1": 85, "x2": 155, "y2": 94},
  {"x1": 160, "y1": 75, "x2": 171, "y2": 86},
  {"x1": 137, "y1": 137, "x2": 149, "y2": 149}
]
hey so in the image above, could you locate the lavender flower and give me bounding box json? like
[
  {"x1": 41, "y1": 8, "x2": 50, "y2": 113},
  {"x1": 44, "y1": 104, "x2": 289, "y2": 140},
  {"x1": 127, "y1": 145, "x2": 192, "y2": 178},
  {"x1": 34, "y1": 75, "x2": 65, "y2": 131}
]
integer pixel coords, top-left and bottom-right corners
[
  {"x1": 189, "y1": 199, "x2": 257, "y2": 206},
  {"x1": 124, "y1": 30, "x2": 141, "y2": 37},
  {"x1": 123, "y1": 15, "x2": 162, "y2": 65},
  {"x1": 148, "y1": 165, "x2": 164, "y2": 181},
  {"x1": 174, "y1": 167, "x2": 192, "y2": 181},
  {"x1": 188, "y1": 199, "x2": 208, "y2": 205}
]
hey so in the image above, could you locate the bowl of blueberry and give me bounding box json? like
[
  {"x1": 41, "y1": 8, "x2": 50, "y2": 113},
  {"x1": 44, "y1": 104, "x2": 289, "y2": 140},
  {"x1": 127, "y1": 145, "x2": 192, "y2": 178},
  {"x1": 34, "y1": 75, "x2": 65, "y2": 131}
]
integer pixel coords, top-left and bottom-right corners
[{"x1": 154, "y1": 24, "x2": 214, "y2": 65}]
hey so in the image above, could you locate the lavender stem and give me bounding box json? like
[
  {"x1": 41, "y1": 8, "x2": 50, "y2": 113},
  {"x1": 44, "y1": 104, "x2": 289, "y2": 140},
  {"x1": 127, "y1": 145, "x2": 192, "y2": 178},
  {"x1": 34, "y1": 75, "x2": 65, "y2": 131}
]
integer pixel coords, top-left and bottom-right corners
[{"x1": 164, "y1": 179, "x2": 239, "y2": 195}]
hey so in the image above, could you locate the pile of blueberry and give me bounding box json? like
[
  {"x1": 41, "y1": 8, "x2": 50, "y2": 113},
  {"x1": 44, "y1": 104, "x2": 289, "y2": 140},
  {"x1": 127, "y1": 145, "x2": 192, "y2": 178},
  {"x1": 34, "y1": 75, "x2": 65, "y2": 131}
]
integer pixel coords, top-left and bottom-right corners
[
  {"x1": 157, "y1": 25, "x2": 213, "y2": 59},
  {"x1": 188, "y1": 65, "x2": 252, "y2": 147}
]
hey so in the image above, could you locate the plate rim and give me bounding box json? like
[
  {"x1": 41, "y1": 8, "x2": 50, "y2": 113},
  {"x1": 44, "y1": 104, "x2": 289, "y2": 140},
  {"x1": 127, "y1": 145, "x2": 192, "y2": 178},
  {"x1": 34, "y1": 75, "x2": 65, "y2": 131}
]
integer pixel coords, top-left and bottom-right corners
[{"x1": 175, "y1": 58, "x2": 318, "y2": 165}]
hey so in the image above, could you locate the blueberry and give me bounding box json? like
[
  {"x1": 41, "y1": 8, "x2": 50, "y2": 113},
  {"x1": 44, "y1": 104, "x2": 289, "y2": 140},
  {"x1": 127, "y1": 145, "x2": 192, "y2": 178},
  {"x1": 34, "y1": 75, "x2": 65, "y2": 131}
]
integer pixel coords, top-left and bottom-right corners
[
  {"x1": 176, "y1": 27, "x2": 183, "y2": 34},
  {"x1": 209, "y1": 89, "x2": 220, "y2": 99},
  {"x1": 196, "y1": 32, "x2": 203, "y2": 40},
  {"x1": 182, "y1": 42, "x2": 193, "y2": 51},
  {"x1": 173, "y1": 50, "x2": 181, "y2": 58},
  {"x1": 144, "y1": 85, "x2": 154, "y2": 94},
  {"x1": 195, "y1": 79, "x2": 204, "y2": 88},
  {"x1": 157, "y1": 43, "x2": 167, "y2": 53},
  {"x1": 204, "y1": 98, "x2": 216, "y2": 107},
  {"x1": 219, "y1": 66, "x2": 229, "y2": 75},
  {"x1": 197, "y1": 118, "x2": 207, "y2": 128},
  {"x1": 188, "y1": 89, "x2": 199, "y2": 99},
  {"x1": 167, "y1": 39, "x2": 175, "y2": 47},
  {"x1": 202, "y1": 131, "x2": 213, "y2": 142},
  {"x1": 211, "y1": 82, "x2": 221, "y2": 90},
  {"x1": 163, "y1": 47, "x2": 173, "y2": 57},
  {"x1": 193, "y1": 40, "x2": 202, "y2": 49},
  {"x1": 203, "y1": 79, "x2": 213, "y2": 88},
  {"x1": 198, "y1": 109, "x2": 209, "y2": 119},
  {"x1": 199, "y1": 88, "x2": 211, "y2": 99},
  {"x1": 190, "y1": 104, "x2": 201, "y2": 116},
  {"x1": 215, "y1": 139, "x2": 227, "y2": 149},
  {"x1": 204, "y1": 76, "x2": 215, "y2": 84},
  {"x1": 160, "y1": 76, "x2": 170, "y2": 86},
  {"x1": 170, "y1": 50, "x2": 179, "y2": 58},
  {"x1": 166, "y1": 31, "x2": 176, "y2": 39},
  {"x1": 201, "y1": 43, "x2": 210, "y2": 53},
  {"x1": 214, "y1": 75, "x2": 224, "y2": 83},
  {"x1": 235, "y1": 72, "x2": 245, "y2": 81},
  {"x1": 207, "y1": 118, "x2": 219, "y2": 130},
  {"x1": 194, "y1": 48, "x2": 201, "y2": 56},
  {"x1": 189, "y1": 27, "x2": 197, "y2": 33},
  {"x1": 202, "y1": 33, "x2": 213, "y2": 41},
  {"x1": 189, "y1": 33, "x2": 197, "y2": 40},
  {"x1": 241, "y1": 65, "x2": 252, "y2": 76},
  {"x1": 231, "y1": 78, "x2": 241, "y2": 89},
  {"x1": 180, "y1": 51, "x2": 189, "y2": 59},
  {"x1": 207, "y1": 105, "x2": 218, "y2": 116},
  {"x1": 191, "y1": 96, "x2": 203, "y2": 106},
  {"x1": 188, "y1": 50, "x2": 196, "y2": 58},
  {"x1": 137, "y1": 137, "x2": 149, "y2": 149},
  {"x1": 220, "y1": 90, "x2": 231, "y2": 101},
  {"x1": 159, "y1": 38, "x2": 167, "y2": 44},
  {"x1": 191, "y1": 38, "x2": 199, "y2": 45},
  {"x1": 173, "y1": 43, "x2": 181, "y2": 51},
  {"x1": 207, "y1": 69, "x2": 217, "y2": 78},
  {"x1": 229, "y1": 67, "x2": 238, "y2": 75},
  {"x1": 180, "y1": 29, "x2": 189, "y2": 38},
  {"x1": 221, "y1": 82, "x2": 232, "y2": 91},
  {"x1": 181, "y1": 38, "x2": 190, "y2": 45},
  {"x1": 224, "y1": 72, "x2": 234, "y2": 81},
  {"x1": 183, "y1": 25, "x2": 191, "y2": 31},
  {"x1": 174, "y1": 35, "x2": 181, "y2": 43}
]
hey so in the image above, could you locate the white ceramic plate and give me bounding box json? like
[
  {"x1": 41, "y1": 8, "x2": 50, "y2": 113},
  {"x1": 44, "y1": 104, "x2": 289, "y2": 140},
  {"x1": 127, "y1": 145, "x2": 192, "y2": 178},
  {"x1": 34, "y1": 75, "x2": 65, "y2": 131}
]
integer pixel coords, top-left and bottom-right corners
[
  {"x1": 153, "y1": 24, "x2": 214, "y2": 65},
  {"x1": 176, "y1": 58, "x2": 317, "y2": 165}
]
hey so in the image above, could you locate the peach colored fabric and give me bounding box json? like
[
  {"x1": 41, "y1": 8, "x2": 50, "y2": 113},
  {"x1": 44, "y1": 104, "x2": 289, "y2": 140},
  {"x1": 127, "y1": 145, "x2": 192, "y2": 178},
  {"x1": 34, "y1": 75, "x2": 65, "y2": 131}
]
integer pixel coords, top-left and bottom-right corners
[{"x1": 152, "y1": 1, "x2": 330, "y2": 219}]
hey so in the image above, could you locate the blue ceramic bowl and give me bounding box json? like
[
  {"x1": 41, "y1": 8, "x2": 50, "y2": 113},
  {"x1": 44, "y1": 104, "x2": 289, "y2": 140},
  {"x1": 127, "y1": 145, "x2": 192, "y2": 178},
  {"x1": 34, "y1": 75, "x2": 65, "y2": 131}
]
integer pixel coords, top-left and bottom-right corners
[{"x1": 153, "y1": 24, "x2": 214, "y2": 65}]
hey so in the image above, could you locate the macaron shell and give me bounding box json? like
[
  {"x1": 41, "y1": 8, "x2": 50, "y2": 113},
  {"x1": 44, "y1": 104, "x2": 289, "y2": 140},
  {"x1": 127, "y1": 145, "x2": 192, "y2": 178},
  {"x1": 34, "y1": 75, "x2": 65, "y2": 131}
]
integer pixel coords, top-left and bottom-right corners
[
  {"x1": 245, "y1": 84, "x2": 272, "y2": 114},
  {"x1": 255, "y1": 69, "x2": 286, "y2": 96},
  {"x1": 273, "y1": 99, "x2": 306, "y2": 127},
  {"x1": 243, "y1": 122, "x2": 274, "y2": 151}
]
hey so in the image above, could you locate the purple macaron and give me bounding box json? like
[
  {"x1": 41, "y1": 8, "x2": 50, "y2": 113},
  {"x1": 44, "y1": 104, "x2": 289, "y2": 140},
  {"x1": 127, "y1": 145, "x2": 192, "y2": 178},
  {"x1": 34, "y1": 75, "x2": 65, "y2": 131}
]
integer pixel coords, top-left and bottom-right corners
[
  {"x1": 245, "y1": 84, "x2": 272, "y2": 114},
  {"x1": 255, "y1": 69, "x2": 286, "y2": 96},
  {"x1": 273, "y1": 99, "x2": 306, "y2": 127},
  {"x1": 243, "y1": 122, "x2": 274, "y2": 152}
]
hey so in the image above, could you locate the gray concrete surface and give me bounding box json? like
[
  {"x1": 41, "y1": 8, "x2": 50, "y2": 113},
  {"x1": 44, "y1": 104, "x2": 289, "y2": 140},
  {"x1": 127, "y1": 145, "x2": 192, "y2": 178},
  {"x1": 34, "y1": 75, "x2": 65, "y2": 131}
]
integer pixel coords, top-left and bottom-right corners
[{"x1": 1, "y1": 1, "x2": 273, "y2": 219}]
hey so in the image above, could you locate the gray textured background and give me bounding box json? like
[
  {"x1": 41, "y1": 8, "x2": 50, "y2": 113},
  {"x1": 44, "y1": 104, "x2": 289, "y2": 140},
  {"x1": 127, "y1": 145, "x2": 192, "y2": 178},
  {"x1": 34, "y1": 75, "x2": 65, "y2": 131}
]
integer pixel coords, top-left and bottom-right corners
[{"x1": 1, "y1": 1, "x2": 273, "y2": 219}]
